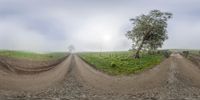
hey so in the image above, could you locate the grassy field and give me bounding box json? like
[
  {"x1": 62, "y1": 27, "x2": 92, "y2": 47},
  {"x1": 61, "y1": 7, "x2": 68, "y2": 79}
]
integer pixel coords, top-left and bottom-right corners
[
  {"x1": 170, "y1": 49, "x2": 200, "y2": 55},
  {"x1": 0, "y1": 50, "x2": 68, "y2": 61},
  {"x1": 79, "y1": 51, "x2": 164, "y2": 75},
  {"x1": 189, "y1": 50, "x2": 200, "y2": 55}
]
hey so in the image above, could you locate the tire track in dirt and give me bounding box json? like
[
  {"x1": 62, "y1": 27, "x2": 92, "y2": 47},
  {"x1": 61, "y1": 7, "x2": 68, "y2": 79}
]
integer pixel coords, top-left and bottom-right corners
[{"x1": 168, "y1": 58, "x2": 177, "y2": 84}]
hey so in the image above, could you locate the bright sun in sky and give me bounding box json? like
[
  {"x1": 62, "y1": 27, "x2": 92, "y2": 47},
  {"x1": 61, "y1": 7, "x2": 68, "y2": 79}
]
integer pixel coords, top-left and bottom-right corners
[{"x1": 102, "y1": 34, "x2": 111, "y2": 42}]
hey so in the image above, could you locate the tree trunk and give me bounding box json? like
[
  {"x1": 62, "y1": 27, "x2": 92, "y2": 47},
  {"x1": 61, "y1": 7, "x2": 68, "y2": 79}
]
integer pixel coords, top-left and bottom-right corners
[
  {"x1": 134, "y1": 39, "x2": 145, "y2": 59},
  {"x1": 134, "y1": 29, "x2": 152, "y2": 59},
  {"x1": 135, "y1": 50, "x2": 140, "y2": 58}
]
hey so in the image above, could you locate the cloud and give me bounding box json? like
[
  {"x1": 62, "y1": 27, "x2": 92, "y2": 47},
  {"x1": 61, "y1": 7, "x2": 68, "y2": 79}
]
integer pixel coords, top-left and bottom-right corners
[
  {"x1": 0, "y1": 19, "x2": 46, "y2": 51},
  {"x1": 0, "y1": 0, "x2": 200, "y2": 52},
  {"x1": 163, "y1": 19, "x2": 200, "y2": 49}
]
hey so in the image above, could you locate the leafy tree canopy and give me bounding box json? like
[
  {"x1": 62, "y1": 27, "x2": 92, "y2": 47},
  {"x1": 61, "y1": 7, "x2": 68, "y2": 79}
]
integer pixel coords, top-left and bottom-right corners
[{"x1": 126, "y1": 10, "x2": 172, "y2": 58}]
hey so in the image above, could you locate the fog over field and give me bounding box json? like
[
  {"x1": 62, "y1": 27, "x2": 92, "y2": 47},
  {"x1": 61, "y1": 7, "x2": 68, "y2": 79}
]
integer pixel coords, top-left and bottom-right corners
[{"x1": 0, "y1": 0, "x2": 199, "y2": 52}]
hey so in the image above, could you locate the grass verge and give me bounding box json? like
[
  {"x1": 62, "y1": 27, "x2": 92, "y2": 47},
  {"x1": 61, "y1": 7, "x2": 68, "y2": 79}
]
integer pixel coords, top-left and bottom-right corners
[
  {"x1": 0, "y1": 50, "x2": 67, "y2": 61},
  {"x1": 79, "y1": 51, "x2": 164, "y2": 75}
]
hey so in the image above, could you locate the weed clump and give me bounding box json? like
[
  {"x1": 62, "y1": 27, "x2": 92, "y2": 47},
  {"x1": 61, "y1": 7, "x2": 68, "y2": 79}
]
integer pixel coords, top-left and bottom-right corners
[
  {"x1": 182, "y1": 51, "x2": 189, "y2": 58},
  {"x1": 111, "y1": 62, "x2": 117, "y2": 68}
]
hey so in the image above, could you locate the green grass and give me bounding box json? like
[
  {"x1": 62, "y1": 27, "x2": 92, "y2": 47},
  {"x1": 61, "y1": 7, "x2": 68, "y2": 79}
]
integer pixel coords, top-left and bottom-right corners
[
  {"x1": 0, "y1": 50, "x2": 68, "y2": 61},
  {"x1": 79, "y1": 51, "x2": 164, "y2": 75}
]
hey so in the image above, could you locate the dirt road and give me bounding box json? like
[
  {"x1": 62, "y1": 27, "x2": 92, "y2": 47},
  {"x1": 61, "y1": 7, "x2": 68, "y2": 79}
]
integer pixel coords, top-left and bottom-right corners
[{"x1": 0, "y1": 54, "x2": 200, "y2": 100}]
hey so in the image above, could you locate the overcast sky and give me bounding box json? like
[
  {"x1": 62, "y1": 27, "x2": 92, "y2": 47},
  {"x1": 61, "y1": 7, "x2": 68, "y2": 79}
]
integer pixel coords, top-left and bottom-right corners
[{"x1": 0, "y1": 0, "x2": 199, "y2": 52}]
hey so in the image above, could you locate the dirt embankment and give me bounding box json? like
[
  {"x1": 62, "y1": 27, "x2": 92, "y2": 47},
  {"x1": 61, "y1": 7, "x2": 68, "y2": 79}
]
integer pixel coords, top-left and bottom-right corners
[
  {"x1": 0, "y1": 56, "x2": 68, "y2": 74},
  {"x1": 188, "y1": 54, "x2": 200, "y2": 67},
  {"x1": 0, "y1": 55, "x2": 71, "y2": 91}
]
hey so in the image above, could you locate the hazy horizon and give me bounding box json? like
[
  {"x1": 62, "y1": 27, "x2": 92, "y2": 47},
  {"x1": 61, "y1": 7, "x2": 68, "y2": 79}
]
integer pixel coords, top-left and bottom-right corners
[{"x1": 0, "y1": 0, "x2": 200, "y2": 52}]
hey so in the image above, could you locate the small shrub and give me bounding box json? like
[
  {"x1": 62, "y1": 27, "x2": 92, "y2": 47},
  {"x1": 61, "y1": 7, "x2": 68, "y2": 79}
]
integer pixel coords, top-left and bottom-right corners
[
  {"x1": 162, "y1": 50, "x2": 171, "y2": 58},
  {"x1": 120, "y1": 58, "x2": 128, "y2": 61},
  {"x1": 148, "y1": 51, "x2": 152, "y2": 55},
  {"x1": 111, "y1": 62, "x2": 117, "y2": 68},
  {"x1": 182, "y1": 51, "x2": 189, "y2": 58},
  {"x1": 148, "y1": 50, "x2": 156, "y2": 55},
  {"x1": 199, "y1": 51, "x2": 200, "y2": 55},
  {"x1": 157, "y1": 51, "x2": 161, "y2": 54}
]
